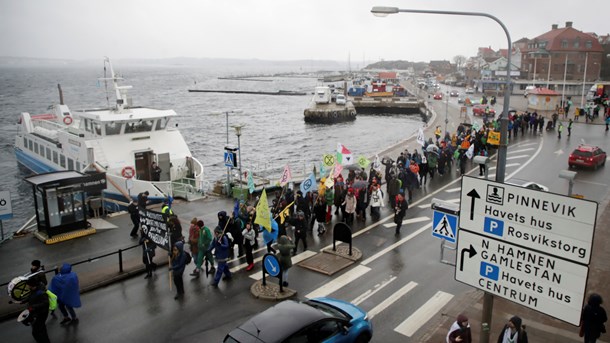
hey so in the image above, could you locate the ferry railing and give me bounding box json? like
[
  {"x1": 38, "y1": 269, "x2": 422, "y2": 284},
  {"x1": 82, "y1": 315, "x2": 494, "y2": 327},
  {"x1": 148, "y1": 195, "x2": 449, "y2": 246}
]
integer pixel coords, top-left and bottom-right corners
[{"x1": 243, "y1": 159, "x2": 319, "y2": 181}]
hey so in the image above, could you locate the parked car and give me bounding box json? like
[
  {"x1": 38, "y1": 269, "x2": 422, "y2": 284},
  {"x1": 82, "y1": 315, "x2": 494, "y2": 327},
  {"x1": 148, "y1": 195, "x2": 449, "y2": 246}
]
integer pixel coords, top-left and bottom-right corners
[
  {"x1": 223, "y1": 297, "x2": 373, "y2": 343},
  {"x1": 472, "y1": 105, "x2": 495, "y2": 116},
  {"x1": 465, "y1": 87, "x2": 475, "y2": 94},
  {"x1": 505, "y1": 178, "x2": 549, "y2": 192},
  {"x1": 433, "y1": 92, "x2": 443, "y2": 100},
  {"x1": 336, "y1": 94, "x2": 347, "y2": 105},
  {"x1": 449, "y1": 90, "x2": 459, "y2": 97},
  {"x1": 568, "y1": 145, "x2": 607, "y2": 169}
]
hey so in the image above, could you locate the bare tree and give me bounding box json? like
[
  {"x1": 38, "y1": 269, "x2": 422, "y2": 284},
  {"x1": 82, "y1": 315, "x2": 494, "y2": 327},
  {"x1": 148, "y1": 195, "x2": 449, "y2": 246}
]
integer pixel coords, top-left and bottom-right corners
[{"x1": 453, "y1": 55, "x2": 467, "y2": 70}]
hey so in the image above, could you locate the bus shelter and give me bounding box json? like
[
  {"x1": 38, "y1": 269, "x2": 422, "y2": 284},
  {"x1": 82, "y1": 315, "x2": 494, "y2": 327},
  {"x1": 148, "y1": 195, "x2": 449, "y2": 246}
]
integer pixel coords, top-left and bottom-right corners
[{"x1": 25, "y1": 171, "x2": 106, "y2": 237}]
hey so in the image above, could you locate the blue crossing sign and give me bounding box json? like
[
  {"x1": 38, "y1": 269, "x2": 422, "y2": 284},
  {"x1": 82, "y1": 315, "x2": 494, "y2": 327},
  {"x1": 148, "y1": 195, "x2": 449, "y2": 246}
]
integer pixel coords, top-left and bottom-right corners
[
  {"x1": 432, "y1": 210, "x2": 457, "y2": 243},
  {"x1": 224, "y1": 151, "x2": 236, "y2": 168}
]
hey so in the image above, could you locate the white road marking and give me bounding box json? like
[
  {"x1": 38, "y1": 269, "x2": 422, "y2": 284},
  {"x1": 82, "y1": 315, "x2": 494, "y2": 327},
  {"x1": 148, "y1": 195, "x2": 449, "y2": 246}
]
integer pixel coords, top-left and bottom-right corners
[
  {"x1": 394, "y1": 291, "x2": 454, "y2": 337},
  {"x1": 444, "y1": 187, "x2": 461, "y2": 193},
  {"x1": 351, "y1": 276, "x2": 398, "y2": 306},
  {"x1": 514, "y1": 142, "x2": 539, "y2": 148},
  {"x1": 362, "y1": 224, "x2": 432, "y2": 266},
  {"x1": 488, "y1": 163, "x2": 520, "y2": 171},
  {"x1": 383, "y1": 216, "x2": 430, "y2": 228},
  {"x1": 248, "y1": 250, "x2": 317, "y2": 280},
  {"x1": 417, "y1": 198, "x2": 459, "y2": 209},
  {"x1": 368, "y1": 281, "x2": 418, "y2": 319},
  {"x1": 509, "y1": 148, "x2": 535, "y2": 154},
  {"x1": 305, "y1": 265, "x2": 371, "y2": 299},
  {"x1": 506, "y1": 155, "x2": 529, "y2": 160}
]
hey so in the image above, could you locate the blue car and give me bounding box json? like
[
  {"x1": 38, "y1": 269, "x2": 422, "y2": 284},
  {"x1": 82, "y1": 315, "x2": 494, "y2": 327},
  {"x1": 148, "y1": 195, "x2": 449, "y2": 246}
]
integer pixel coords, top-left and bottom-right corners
[{"x1": 223, "y1": 297, "x2": 373, "y2": 343}]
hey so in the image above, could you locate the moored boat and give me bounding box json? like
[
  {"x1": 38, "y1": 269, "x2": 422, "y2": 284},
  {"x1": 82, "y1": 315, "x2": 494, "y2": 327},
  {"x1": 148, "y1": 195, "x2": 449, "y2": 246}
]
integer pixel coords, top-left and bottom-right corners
[{"x1": 14, "y1": 57, "x2": 206, "y2": 210}]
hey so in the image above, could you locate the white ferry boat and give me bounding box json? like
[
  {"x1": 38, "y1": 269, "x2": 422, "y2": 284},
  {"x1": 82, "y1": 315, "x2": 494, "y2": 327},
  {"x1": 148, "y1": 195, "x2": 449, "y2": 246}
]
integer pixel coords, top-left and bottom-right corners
[{"x1": 14, "y1": 58, "x2": 206, "y2": 210}]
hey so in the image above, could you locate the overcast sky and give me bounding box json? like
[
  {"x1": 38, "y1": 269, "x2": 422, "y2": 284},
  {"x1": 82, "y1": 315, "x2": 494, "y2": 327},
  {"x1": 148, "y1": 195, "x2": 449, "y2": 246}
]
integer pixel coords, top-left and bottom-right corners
[{"x1": 1, "y1": 0, "x2": 607, "y2": 65}]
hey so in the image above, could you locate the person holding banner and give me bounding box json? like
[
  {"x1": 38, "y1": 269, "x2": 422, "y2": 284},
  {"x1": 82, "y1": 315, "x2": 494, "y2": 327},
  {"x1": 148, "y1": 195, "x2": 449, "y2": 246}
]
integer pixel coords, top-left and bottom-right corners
[{"x1": 140, "y1": 236, "x2": 156, "y2": 279}]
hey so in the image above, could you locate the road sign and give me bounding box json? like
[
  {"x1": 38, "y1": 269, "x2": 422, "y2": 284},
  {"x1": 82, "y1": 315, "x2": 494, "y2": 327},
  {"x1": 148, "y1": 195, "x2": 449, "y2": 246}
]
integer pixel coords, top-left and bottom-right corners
[
  {"x1": 459, "y1": 175, "x2": 598, "y2": 264},
  {"x1": 455, "y1": 229, "x2": 588, "y2": 325},
  {"x1": 432, "y1": 211, "x2": 457, "y2": 243},
  {"x1": 0, "y1": 191, "x2": 13, "y2": 220},
  {"x1": 224, "y1": 152, "x2": 236, "y2": 168},
  {"x1": 263, "y1": 254, "x2": 281, "y2": 277}
]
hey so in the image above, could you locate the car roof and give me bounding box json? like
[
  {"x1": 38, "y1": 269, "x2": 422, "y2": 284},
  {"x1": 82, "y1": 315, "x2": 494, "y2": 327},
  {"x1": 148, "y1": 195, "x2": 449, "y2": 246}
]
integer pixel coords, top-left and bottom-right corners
[
  {"x1": 575, "y1": 145, "x2": 601, "y2": 152},
  {"x1": 231, "y1": 300, "x2": 330, "y2": 343}
]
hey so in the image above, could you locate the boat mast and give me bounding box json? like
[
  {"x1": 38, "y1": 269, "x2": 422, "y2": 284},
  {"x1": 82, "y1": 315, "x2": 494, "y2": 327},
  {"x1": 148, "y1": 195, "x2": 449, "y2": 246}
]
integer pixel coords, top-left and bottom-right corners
[{"x1": 100, "y1": 57, "x2": 132, "y2": 112}]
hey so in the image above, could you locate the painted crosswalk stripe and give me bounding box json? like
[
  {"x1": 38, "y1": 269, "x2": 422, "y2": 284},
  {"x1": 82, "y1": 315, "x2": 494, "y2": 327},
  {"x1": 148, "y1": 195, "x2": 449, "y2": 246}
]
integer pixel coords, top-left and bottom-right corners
[
  {"x1": 351, "y1": 276, "x2": 397, "y2": 306},
  {"x1": 506, "y1": 154, "x2": 529, "y2": 160},
  {"x1": 514, "y1": 142, "x2": 539, "y2": 148},
  {"x1": 509, "y1": 148, "x2": 535, "y2": 154},
  {"x1": 305, "y1": 265, "x2": 371, "y2": 299},
  {"x1": 368, "y1": 281, "x2": 418, "y2": 319},
  {"x1": 249, "y1": 250, "x2": 317, "y2": 280},
  {"x1": 383, "y1": 216, "x2": 429, "y2": 228},
  {"x1": 444, "y1": 187, "x2": 461, "y2": 193},
  {"x1": 362, "y1": 223, "x2": 431, "y2": 266},
  {"x1": 488, "y1": 163, "x2": 520, "y2": 171},
  {"x1": 394, "y1": 291, "x2": 454, "y2": 337},
  {"x1": 418, "y1": 198, "x2": 459, "y2": 209}
]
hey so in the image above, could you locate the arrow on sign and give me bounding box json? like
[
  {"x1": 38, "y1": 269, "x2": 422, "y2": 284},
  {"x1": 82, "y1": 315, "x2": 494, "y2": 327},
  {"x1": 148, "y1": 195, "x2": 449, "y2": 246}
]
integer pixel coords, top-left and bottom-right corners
[
  {"x1": 466, "y1": 189, "x2": 480, "y2": 220},
  {"x1": 265, "y1": 259, "x2": 277, "y2": 274},
  {"x1": 459, "y1": 244, "x2": 477, "y2": 272}
]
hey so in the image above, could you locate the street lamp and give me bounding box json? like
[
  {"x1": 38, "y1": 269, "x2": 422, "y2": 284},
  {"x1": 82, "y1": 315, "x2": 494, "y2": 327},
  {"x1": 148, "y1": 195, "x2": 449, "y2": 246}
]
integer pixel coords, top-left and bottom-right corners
[
  {"x1": 231, "y1": 124, "x2": 246, "y2": 200},
  {"x1": 445, "y1": 90, "x2": 449, "y2": 140},
  {"x1": 213, "y1": 109, "x2": 243, "y2": 195},
  {"x1": 371, "y1": 6, "x2": 512, "y2": 343}
]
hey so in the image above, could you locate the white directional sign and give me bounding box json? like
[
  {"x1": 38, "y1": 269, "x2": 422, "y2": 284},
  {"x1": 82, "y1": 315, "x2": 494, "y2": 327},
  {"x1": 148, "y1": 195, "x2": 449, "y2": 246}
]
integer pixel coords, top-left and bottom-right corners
[
  {"x1": 459, "y1": 175, "x2": 598, "y2": 264},
  {"x1": 0, "y1": 191, "x2": 13, "y2": 220},
  {"x1": 455, "y1": 229, "x2": 588, "y2": 325}
]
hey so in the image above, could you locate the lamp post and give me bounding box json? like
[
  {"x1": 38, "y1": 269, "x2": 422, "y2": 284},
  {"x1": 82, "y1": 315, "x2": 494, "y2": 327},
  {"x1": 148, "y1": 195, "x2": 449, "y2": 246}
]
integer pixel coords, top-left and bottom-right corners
[
  {"x1": 371, "y1": 7, "x2": 512, "y2": 343},
  {"x1": 445, "y1": 90, "x2": 449, "y2": 140},
  {"x1": 231, "y1": 124, "x2": 246, "y2": 200},
  {"x1": 216, "y1": 109, "x2": 242, "y2": 195}
]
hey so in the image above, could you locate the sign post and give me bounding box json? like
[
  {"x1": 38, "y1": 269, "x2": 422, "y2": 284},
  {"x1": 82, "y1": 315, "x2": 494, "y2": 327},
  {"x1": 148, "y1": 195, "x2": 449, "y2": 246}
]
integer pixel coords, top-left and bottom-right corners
[
  {"x1": 431, "y1": 198, "x2": 459, "y2": 266},
  {"x1": 456, "y1": 175, "x2": 598, "y2": 325},
  {"x1": 262, "y1": 253, "x2": 283, "y2": 292}
]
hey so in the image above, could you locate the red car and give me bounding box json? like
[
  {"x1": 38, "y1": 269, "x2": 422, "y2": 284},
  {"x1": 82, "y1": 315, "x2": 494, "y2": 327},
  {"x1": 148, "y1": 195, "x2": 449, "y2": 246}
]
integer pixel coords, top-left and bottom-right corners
[
  {"x1": 472, "y1": 105, "x2": 495, "y2": 116},
  {"x1": 569, "y1": 145, "x2": 607, "y2": 169},
  {"x1": 433, "y1": 92, "x2": 443, "y2": 100}
]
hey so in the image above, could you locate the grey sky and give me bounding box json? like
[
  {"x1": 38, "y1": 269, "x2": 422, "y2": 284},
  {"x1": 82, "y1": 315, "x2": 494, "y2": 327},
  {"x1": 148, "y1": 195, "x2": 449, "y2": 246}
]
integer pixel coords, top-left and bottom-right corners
[{"x1": 1, "y1": 0, "x2": 607, "y2": 65}]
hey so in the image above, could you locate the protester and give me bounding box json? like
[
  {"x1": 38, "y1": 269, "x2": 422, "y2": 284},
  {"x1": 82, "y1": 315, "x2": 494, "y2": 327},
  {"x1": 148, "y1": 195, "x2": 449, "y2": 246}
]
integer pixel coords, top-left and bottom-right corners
[
  {"x1": 580, "y1": 293, "x2": 607, "y2": 343},
  {"x1": 277, "y1": 235, "x2": 295, "y2": 287},
  {"x1": 194, "y1": 220, "x2": 214, "y2": 277},
  {"x1": 29, "y1": 260, "x2": 47, "y2": 286},
  {"x1": 447, "y1": 313, "x2": 472, "y2": 343},
  {"x1": 290, "y1": 211, "x2": 308, "y2": 253},
  {"x1": 242, "y1": 222, "x2": 256, "y2": 271},
  {"x1": 209, "y1": 226, "x2": 232, "y2": 287},
  {"x1": 394, "y1": 192, "x2": 408, "y2": 235},
  {"x1": 128, "y1": 200, "x2": 140, "y2": 238},
  {"x1": 170, "y1": 241, "x2": 187, "y2": 299},
  {"x1": 140, "y1": 236, "x2": 156, "y2": 279},
  {"x1": 497, "y1": 316, "x2": 528, "y2": 343},
  {"x1": 188, "y1": 218, "x2": 200, "y2": 273},
  {"x1": 49, "y1": 263, "x2": 81, "y2": 325},
  {"x1": 24, "y1": 278, "x2": 50, "y2": 343}
]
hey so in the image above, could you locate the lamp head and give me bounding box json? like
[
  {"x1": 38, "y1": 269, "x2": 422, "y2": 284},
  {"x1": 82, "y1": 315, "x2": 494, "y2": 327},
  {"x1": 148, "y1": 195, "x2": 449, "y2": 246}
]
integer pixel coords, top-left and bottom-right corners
[{"x1": 371, "y1": 6, "x2": 399, "y2": 17}]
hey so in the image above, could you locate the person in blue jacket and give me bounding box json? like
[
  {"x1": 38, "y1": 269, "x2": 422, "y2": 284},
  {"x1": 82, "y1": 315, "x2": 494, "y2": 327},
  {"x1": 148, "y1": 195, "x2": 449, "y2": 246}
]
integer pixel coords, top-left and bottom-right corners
[
  {"x1": 209, "y1": 226, "x2": 232, "y2": 287},
  {"x1": 49, "y1": 263, "x2": 81, "y2": 325},
  {"x1": 170, "y1": 241, "x2": 187, "y2": 299}
]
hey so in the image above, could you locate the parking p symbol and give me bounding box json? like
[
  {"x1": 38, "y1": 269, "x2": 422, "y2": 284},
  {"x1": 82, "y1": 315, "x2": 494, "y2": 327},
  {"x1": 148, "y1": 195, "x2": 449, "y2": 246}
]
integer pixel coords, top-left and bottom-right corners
[
  {"x1": 479, "y1": 262, "x2": 499, "y2": 281},
  {"x1": 484, "y1": 217, "x2": 504, "y2": 237}
]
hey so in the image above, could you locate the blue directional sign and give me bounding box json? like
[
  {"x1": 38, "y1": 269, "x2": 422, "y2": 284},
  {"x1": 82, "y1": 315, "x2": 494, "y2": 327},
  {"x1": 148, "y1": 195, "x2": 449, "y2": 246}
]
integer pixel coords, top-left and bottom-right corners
[
  {"x1": 432, "y1": 210, "x2": 457, "y2": 243},
  {"x1": 224, "y1": 152, "x2": 235, "y2": 168},
  {"x1": 263, "y1": 254, "x2": 281, "y2": 277}
]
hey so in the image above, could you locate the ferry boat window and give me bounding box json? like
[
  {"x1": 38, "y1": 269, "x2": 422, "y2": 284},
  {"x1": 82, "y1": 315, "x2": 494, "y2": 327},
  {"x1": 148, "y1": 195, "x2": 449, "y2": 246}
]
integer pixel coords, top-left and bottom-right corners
[
  {"x1": 46, "y1": 147, "x2": 51, "y2": 160},
  {"x1": 105, "y1": 121, "x2": 122, "y2": 135},
  {"x1": 134, "y1": 120, "x2": 154, "y2": 133},
  {"x1": 23, "y1": 137, "x2": 27, "y2": 147},
  {"x1": 53, "y1": 151, "x2": 58, "y2": 164},
  {"x1": 28, "y1": 139, "x2": 33, "y2": 151},
  {"x1": 34, "y1": 142, "x2": 39, "y2": 154},
  {"x1": 76, "y1": 161, "x2": 81, "y2": 171},
  {"x1": 60, "y1": 155, "x2": 66, "y2": 168},
  {"x1": 68, "y1": 158, "x2": 74, "y2": 170},
  {"x1": 39, "y1": 145, "x2": 45, "y2": 157},
  {"x1": 84, "y1": 119, "x2": 92, "y2": 133},
  {"x1": 93, "y1": 122, "x2": 102, "y2": 135},
  {"x1": 155, "y1": 118, "x2": 169, "y2": 130}
]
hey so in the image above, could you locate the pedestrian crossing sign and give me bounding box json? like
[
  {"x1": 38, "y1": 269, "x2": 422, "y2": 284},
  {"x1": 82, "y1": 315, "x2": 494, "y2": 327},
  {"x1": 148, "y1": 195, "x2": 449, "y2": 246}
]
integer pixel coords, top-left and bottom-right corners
[
  {"x1": 224, "y1": 152, "x2": 236, "y2": 168},
  {"x1": 432, "y1": 211, "x2": 457, "y2": 243}
]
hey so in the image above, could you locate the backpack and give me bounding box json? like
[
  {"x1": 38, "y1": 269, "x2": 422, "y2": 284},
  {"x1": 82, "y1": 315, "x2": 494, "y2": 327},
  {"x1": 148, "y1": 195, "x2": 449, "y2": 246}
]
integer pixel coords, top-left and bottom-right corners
[{"x1": 184, "y1": 251, "x2": 192, "y2": 265}]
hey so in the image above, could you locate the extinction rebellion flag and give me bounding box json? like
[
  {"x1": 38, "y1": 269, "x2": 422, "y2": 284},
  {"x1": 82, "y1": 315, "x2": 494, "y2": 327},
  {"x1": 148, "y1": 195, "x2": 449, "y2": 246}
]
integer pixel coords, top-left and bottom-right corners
[{"x1": 336, "y1": 143, "x2": 353, "y2": 165}]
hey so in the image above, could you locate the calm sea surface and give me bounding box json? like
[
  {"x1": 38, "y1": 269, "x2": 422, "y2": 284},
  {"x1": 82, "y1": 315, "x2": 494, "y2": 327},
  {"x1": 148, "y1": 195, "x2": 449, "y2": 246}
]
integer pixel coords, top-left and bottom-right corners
[{"x1": 0, "y1": 64, "x2": 422, "y2": 236}]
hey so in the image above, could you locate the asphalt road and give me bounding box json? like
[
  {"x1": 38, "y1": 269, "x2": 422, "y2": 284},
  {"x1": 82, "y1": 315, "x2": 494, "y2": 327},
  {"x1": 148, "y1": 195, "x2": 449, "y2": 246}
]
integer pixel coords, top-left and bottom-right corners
[{"x1": 2, "y1": 92, "x2": 608, "y2": 343}]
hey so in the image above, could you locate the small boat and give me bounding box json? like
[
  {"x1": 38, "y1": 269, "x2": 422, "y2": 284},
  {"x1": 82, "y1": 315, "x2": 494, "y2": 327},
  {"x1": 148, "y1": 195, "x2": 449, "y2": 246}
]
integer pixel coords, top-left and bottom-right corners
[{"x1": 14, "y1": 57, "x2": 206, "y2": 210}]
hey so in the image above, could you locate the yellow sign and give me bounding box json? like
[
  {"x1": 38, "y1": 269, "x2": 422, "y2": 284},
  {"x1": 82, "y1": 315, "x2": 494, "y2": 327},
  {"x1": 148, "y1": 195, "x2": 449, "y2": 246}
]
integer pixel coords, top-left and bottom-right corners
[
  {"x1": 487, "y1": 131, "x2": 500, "y2": 145},
  {"x1": 323, "y1": 154, "x2": 335, "y2": 167}
]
